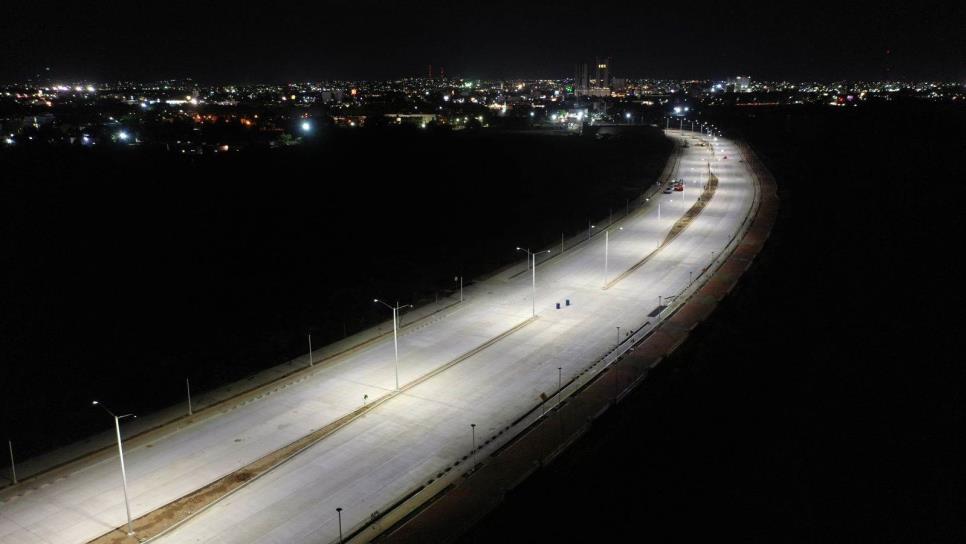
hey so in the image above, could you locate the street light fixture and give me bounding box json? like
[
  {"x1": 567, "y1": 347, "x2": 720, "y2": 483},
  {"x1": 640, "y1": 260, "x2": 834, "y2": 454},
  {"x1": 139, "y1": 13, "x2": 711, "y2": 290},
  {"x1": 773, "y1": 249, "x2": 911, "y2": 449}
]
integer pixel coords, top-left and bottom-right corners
[
  {"x1": 374, "y1": 299, "x2": 413, "y2": 391},
  {"x1": 92, "y1": 401, "x2": 136, "y2": 536},
  {"x1": 516, "y1": 247, "x2": 551, "y2": 317}
]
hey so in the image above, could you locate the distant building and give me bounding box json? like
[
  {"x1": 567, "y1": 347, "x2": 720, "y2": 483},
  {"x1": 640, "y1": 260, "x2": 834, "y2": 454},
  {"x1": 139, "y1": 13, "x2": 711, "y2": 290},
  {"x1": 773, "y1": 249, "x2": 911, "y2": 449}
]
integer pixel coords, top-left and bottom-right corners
[
  {"x1": 574, "y1": 63, "x2": 590, "y2": 96},
  {"x1": 574, "y1": 57, "x2": 612, "y2": 97},
  {"x1": 595, "y1": 57, "x2": 611, "y2": 89},
  {"x1": 734, "y1": 76, "x2": 751, "y2": 92},
  {"x1": 320, "y1": 90, "x2": 344, "y2": 103},
  {"x1": 385, "y1": 113, "x2": 436, "y2": 127}
]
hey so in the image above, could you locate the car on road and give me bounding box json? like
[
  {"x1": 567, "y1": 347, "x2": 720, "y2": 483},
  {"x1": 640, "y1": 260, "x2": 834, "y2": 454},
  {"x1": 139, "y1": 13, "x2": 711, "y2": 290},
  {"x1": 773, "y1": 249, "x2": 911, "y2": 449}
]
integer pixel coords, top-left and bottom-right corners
[
  {"x1": 674, "y1": 184, "x2": 684, "y2": 191},
  {"x1": 662, "y1": 186, "x2": 673, "y2": 194}
]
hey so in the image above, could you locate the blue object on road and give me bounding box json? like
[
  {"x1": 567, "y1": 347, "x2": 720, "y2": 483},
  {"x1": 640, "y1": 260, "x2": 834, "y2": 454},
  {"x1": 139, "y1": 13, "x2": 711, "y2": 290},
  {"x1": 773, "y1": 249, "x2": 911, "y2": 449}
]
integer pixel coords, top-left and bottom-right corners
[
  {"x1": 556, "y1": 302, "x2": 560, "y2": 309},
  {"x1": 566, "y1": 299, "x2": 571, "y2": 306}
]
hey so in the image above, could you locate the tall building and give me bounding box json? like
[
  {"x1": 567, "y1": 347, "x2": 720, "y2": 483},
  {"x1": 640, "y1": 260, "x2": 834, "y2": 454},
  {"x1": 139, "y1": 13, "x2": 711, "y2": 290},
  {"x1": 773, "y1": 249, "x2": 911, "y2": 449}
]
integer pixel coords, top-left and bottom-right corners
[
  {"x1": 735, "y1": 75, "x2": 751, "y2": 92},
  {"x1": 574, "y1": 63, "x2": 590, "y2": 96},
  {"x1": 575, "y1": 57, "x2": 612, "y2": 97},
  {"x1": 595, "y1": 57, "x2": 611, "y2": 89}
]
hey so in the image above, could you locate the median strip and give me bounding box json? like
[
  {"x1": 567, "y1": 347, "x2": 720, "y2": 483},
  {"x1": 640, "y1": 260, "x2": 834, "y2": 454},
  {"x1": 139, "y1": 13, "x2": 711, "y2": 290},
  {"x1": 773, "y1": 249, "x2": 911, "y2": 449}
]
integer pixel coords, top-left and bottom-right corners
[{"x1": 603, "y1": 167, "x2": 719, "y2": 290}]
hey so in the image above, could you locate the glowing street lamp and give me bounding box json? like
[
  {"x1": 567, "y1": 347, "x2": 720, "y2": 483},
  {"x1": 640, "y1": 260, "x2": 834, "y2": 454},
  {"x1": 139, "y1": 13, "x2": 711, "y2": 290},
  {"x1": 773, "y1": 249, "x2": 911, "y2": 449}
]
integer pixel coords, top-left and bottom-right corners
[
  {"x1": 374, "y1": 299, "x2": 413, "y2": 391},
  {"x1": 300, "y1": 121, "x2": 312, "y2": 133},
  {"x1": 92, "y1": 401, "x2": 136, "y2": 536},
  {"x1": 516, "y1": 247, "x2": 551, "y2": 317}
]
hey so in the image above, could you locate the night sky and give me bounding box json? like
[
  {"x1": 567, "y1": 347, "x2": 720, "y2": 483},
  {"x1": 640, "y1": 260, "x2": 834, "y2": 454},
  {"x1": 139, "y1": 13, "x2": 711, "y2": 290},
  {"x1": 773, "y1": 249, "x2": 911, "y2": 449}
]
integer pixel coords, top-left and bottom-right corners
[{"x1": 1, "y1": 0, "x2": 962, "y2": 83}]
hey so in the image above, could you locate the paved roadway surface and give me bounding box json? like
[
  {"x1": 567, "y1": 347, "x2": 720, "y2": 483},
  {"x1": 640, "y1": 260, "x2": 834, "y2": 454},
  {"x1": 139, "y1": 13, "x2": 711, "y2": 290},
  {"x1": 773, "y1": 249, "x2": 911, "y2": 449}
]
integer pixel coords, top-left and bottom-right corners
[{"x1": 0, "y1": 131, "x2": 754, "y2": 544}]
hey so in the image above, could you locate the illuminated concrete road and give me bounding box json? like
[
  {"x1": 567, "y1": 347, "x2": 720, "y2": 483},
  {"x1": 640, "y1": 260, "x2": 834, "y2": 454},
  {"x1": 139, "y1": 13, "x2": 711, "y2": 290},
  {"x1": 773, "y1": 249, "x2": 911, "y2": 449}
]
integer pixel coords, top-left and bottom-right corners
[{"x1": 0, "y1": 131, "x2": 754, "y2": 544}]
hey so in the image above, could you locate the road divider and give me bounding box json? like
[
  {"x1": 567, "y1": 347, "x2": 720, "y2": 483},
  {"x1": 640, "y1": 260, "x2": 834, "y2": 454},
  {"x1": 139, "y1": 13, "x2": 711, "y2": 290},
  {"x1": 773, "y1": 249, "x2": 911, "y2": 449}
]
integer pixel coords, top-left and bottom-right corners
[{"x1": 603, "y1": 167, "x2": 719, "y2": 290}]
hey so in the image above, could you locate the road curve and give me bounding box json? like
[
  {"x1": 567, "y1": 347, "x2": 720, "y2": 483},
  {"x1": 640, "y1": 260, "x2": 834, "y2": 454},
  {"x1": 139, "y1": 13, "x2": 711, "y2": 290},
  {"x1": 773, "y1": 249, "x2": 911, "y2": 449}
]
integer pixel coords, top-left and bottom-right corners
[{"x1": 0, "y1": 130, "x2": 753, "y2": 544}]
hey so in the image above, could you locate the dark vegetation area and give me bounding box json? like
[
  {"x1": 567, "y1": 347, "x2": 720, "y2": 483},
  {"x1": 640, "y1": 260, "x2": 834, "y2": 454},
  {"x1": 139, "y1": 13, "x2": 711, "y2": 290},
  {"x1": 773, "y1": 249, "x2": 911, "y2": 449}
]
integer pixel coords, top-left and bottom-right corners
[
  {"x1": 0, "y1": 125, "x2": 671, "y2": 458},
  {"x1": 462, "y1": 103, "x2": 965, "y2": 542}
]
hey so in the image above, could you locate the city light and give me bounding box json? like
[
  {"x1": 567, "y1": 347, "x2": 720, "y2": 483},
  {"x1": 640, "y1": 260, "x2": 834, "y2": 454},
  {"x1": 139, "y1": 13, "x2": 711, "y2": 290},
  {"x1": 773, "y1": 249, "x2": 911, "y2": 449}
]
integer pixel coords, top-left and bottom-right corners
[
  {"x1": 116, "y1": 131, "x2": 129, "y2": 141},
  {"x1": 301, "y1": 121, "x2": 312, "y2": 132}
]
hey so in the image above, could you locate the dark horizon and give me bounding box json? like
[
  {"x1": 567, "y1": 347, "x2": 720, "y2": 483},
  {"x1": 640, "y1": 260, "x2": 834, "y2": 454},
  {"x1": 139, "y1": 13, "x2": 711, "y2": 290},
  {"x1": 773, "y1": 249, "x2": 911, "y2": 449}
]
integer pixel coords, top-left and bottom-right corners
[{"x1": 2, "y1": 0, "x2": 963, "y2": 84}]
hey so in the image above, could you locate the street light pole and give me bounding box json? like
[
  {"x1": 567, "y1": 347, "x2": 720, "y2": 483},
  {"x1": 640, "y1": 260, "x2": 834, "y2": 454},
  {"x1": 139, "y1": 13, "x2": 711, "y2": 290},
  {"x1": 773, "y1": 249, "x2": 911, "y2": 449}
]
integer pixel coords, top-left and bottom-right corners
[
  {"x1": 186, "y1": 377, "x2": 193, "y2": 416},
  {"x1": 374, "y1": 299, "x2": 413, "y2": 391},
  {"x1": 308, "y1": 333, "x2": 313, "y2": 367},
  {"x1": 603, "y1": 227, "x2": 623, "y2": 287},
  {"x1": 557, "y1": 366, "x2": 562, "y2": 409},
  {"x1": 516, "y1": 247, "x2": 550, "y2": 318},
  {"x1": 471, "y1": 423, "x2": 476, "y2": 459},
  {"x1": 7, "y1": 440, "x2": 16, "y2": 485},
  {"x1": 92, "y1": 401, "x2": 135, "y2": 536},
  {"x1": 336, "y1": 507, "x2": 343, "y2": 544}
]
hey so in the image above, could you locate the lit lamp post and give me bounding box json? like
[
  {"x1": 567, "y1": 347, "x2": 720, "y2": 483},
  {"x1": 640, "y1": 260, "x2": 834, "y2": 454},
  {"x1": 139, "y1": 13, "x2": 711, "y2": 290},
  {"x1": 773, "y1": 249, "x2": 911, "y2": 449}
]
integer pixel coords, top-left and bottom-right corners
[
  {"x1": 92, "y1": 401, "x2": 136, "y2": 536},
  {"x1": 603, "y1": 227, "x2": 623, "y2": 287},
  {"x1": 516, "y1": 247, "x2": 551, "y2": 317},
  {"x1": 374, "y1": 299, "x2": 413, "y2": 391}
]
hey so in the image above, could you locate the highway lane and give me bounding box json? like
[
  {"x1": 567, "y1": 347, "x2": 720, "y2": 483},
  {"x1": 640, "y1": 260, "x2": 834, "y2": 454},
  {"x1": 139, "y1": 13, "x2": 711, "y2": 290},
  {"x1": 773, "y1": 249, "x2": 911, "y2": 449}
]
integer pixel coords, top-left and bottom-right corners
[
  {"x1": 0, "y1": 131, "x2": 748, "y2": 544},
  {"x1": 153, "y1": 131, "x2": 756, "y2": 543}
]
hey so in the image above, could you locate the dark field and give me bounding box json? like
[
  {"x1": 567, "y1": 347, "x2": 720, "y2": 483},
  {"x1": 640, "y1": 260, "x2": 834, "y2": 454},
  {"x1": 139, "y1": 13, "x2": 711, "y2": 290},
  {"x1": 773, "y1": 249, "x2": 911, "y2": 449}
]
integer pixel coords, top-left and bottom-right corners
[
  {"x1": 461, "y1": 103, "x2": 965, "y2": 542},
  {"x1": 0, "y1": 125, "x2": 671, "y2": 459}
]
